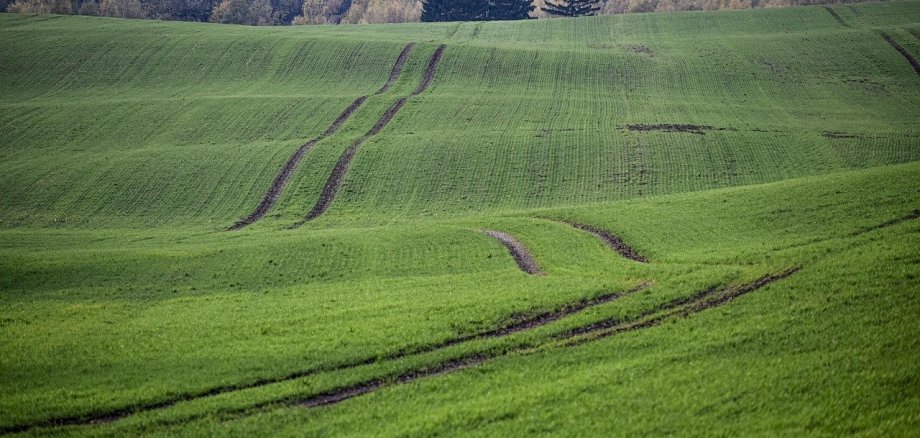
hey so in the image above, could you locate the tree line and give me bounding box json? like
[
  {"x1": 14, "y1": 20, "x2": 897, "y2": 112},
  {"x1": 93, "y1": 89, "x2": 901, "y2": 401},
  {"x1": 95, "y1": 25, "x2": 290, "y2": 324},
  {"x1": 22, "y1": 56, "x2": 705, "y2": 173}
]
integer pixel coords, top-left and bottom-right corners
[{"x1": 1, "y1": 0, "x2": 866, "y2": 25}]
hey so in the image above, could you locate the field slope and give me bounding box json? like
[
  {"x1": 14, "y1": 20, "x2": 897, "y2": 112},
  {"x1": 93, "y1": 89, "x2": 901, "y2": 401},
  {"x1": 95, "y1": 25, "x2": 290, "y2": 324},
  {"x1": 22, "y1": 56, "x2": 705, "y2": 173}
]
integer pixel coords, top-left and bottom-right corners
[{"x1": 1, "y1": 1, "x2": 919, "y2": 435}]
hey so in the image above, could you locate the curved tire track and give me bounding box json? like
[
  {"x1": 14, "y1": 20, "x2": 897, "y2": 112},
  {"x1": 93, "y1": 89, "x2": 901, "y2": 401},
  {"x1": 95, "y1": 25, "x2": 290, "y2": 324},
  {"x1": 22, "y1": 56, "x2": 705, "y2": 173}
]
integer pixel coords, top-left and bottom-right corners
[
  {"x1": 229, "y1": 43, "x2": 416, "y2": 230},
  {"x1": 291, "y1": 268, "x2": 800, "y2": 411},
  {"x1": 294, "y1": 46, "x2": 446, "y2": 225},
  {"x1": 228, "y1": 96, "x2": 367, "y2": 230},
  {"x1": 879, "y1": 31, "x2": 920, "y2": 78},
  {"x1": 559, "y1": 220, "x2": 649, "y2": 263},
  {"x1": 412, "y1": 44, "x2": 446, "y2": 95},
  {"x1": 0, "y1": 281, "x2": 648, "y2": 434},
  {"x1": 483, "y1": 230, "x2": 543, "y2": 275},
  {"x1": 376, "y1": 43, "x2": 415, "y2": 95}
]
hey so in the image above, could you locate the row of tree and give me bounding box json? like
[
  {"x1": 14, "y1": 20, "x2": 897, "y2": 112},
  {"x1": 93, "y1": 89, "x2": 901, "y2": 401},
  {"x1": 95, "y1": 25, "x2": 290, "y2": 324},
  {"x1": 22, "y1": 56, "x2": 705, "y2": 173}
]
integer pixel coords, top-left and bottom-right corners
[
  {"x1": 1, "y1": 0, "x2": 866, "y2": 25},
  {"x1": 420, "y1": 0, "x2": 601, "y2": 21}
]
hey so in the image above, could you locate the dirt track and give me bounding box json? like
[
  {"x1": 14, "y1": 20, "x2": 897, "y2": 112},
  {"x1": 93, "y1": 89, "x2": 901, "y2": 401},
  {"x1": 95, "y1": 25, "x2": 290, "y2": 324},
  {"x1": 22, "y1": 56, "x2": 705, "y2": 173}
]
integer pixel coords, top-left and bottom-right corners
[
  {"x1": 483, "y1": 230, "x2": 543, "y2": 275},
  {"x1": 824, "y1": 6, "x2": 851, "y2": 28},
  {"x1": 4, "y1": 266, "x2": 800, "y2": 433},
  {"x1": 562, "y1": 221, "x2": 649, "y2": 263},
  {"x1": 295, "y1": 46, "x2": 446, "y2": 225},
  {"x1": 228, "y1": 96, "x2": 368, "y2": 230},
  {"x1": 879, "y1": 31, "x2": 920, "y2": 77},
  {"x1": 376, "y1": 44, "x2": 415, "y2": 95},
  {"x1": 412, "y1": 45, "x2": 446, "y2": 96}
]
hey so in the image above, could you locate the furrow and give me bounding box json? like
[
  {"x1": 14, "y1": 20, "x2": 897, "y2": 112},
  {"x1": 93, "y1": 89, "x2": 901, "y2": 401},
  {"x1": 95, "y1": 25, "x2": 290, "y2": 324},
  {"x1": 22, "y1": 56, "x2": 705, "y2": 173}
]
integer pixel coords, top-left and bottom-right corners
[
  {"x1": 375, "y1": 43, "x2": 415, "y2": 95},
  {"x1": 483, "y1": 230, "x2": 544, "y2": 275},
  {"x1": 879, "y1": 31, "x2": 920, "y2": 78}
]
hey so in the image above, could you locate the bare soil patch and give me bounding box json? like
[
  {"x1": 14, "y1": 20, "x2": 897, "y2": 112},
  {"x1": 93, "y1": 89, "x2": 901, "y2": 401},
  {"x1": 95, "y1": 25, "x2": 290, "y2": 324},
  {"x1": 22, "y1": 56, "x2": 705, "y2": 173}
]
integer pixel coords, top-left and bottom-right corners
[{"x1": 627, "y1": 124, "x2": 735, "y2": 135}]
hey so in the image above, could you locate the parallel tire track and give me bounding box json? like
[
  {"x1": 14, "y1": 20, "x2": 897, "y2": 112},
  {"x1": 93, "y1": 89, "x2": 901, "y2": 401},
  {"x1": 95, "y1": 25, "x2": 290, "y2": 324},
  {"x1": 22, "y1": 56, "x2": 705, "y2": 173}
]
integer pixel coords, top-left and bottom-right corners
[
  {"x1": 879, "y1": 31, "x2": 920, "y2": 78},
  {"x1": 483, "y1": 230, "x2": 543, "y2": 275},
  {"x1": 2, "y1": 279, "x2": 643, "y2": 434},
  {"x1": 294, "y1": 46, "x2": 446, "y2": 225},
  {"x1": 292, "y1": 268, "x2": 800, "y2": 411},
  {"x1": 376, "y1": 43, "x2": 415, "y2": 95},
  {"x1": 559, "y1": 221, "x2": 649, "y2": 263},
  {"x1": 228, "y1": 96, "x2": 367, "y2": 230},
  {"x1": 229, "y1": 42, "x2": 416, "y2": 230}
]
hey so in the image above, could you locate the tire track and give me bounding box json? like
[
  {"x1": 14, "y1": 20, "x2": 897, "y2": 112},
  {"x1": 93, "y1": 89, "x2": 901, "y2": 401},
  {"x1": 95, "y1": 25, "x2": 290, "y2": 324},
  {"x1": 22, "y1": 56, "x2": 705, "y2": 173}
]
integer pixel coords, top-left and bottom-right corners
[
  {"x1": 229, "y1": 43, "x2": 416, "y2": 230},
  {"x1": 375, "y1": 43, "x2": 415, "y2": 95},
  {"x1": 228, "y1": 97, "x2": 367, "y2": 230},
  {"x1": 412, "y1": 45, "x2": 446, "y2": 95},
  {"x1": 483, "y1": 230, "x2": 543, "y2": 275},
  {"x1": 879, "y1": 31, "x2": 920, "y2": 78},
  {"x1": 849, "y1": 209, "x2": 920, "y2": 236},
  {"x1": 293, "y1": 45, "x2": 446, "y2": 225},
  {"x1": 555, "y1": 220, "x2": 649, "y2": 263},
  {"x1": 824, "y1": 6, "x2": 851, "y2": 28},
  {"x1": 291, "y1": 268, "x2": 800, "y2": 411},
  {"x1": 1, "y1": 280, "x2": 646, "y2": 434}
]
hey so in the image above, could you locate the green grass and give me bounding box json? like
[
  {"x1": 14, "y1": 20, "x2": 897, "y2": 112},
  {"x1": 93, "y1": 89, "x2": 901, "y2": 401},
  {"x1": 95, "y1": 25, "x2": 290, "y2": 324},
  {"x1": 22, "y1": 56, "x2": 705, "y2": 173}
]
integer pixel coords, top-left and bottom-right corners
[{"x1": 1, "y1": 1, "x2": 919, "y2": 435}]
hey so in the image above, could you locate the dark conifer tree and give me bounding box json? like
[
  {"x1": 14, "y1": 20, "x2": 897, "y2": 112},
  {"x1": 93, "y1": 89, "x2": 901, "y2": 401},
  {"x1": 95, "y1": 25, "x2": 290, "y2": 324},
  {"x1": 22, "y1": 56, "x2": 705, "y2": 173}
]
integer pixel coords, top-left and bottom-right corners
[
  {"x1": 541, "y1": 0, "x2": 599, "y2": 17},
  {"x1": 422, "y1": 0, "x2": 487, "y2": 21},
  {"x1": 487, "y1": 0, "x2": 533, "y2": 20}
]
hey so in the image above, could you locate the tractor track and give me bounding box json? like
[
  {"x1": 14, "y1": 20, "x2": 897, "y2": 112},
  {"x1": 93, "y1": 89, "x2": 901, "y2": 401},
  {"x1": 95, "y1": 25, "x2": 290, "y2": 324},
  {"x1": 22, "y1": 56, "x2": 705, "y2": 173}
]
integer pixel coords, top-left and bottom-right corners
[
  {"x1": 2, "y1": 279, "x2": 648, "y2": 434},
  {"x1": 293, "y1": 46, "x2": 446, "y2": 225},
  {"x1": 850, "y1": 209, "x2": 920, "y2": 236},
  {"x1": 376, "y1": 43, "x2": 415, "y2": 94},
  {"x1": 823, "y1": 6, "x2": 851, "y2": 28},
  {"x1": 483, "y1": 230, "x2": 543, "y2": 275},
  {"x1": 558, "y1": 220, "x2": 649, "y2": 263},
  {"x1": 286, "y1": 268, "x2": 800, "y2": 412},
  {"x1": 413, "y1": 45, "x2": 446, "y2": 95},
  {"x1": 229, "y1": 43, "x2": 417, "y2": 230},
  {"x1": 228, "y1": 96, "x2": 368, "y2": 231},
  {"x1": 879, "y1": 31, "x2": 920, "y2": 78}
]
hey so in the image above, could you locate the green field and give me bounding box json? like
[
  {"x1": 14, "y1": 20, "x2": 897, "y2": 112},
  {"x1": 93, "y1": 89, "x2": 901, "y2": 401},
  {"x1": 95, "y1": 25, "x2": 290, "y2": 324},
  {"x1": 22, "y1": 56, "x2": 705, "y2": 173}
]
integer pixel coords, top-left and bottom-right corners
[{"x1": 1, "y1": 1, "x2": 919, "y2": 435}]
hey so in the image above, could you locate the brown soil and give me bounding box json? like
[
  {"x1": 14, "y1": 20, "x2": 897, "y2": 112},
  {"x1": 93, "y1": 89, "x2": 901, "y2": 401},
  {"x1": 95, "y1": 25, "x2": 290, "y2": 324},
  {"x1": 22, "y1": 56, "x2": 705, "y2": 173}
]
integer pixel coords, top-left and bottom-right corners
[
  {"x1": 824, "y1": 6, "x2": 851, "y2": 28},
  {"x1": 563, "y1": 221, "x2": 649, "y2": 263},
  {"x1": 228, "y1": 96, "x2": 368, "y2": 231},
  {"x1": 483, "y1": 230, "x2": 543, "y2": 275},
  {"x1": 627, "y1": 124, "x2": 735, "y2": 135},
  {"x1": 412, "y1": 45, "x2": 446, "y2": 96},
  {"x1": 375, "y1": 43, "x2": 415, "y2": 95},
  {"x1": 879, "y1": 31, "x2": 920, "y2": 78}
]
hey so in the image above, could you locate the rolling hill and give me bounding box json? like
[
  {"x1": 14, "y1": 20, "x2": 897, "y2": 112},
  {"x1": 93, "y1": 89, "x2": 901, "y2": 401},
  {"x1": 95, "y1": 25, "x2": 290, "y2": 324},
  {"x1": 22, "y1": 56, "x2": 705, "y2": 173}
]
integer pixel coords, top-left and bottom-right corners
[{"x1": 1, "y1": 1, "x2": 919, "y2": 435}]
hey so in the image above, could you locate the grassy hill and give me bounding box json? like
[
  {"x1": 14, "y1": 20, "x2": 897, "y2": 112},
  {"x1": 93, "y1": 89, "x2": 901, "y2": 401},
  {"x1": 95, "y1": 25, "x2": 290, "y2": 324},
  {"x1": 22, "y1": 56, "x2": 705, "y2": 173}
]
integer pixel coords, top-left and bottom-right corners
[{"x1": 1, "y1": 1, "x2": 919, "y2": 435}]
